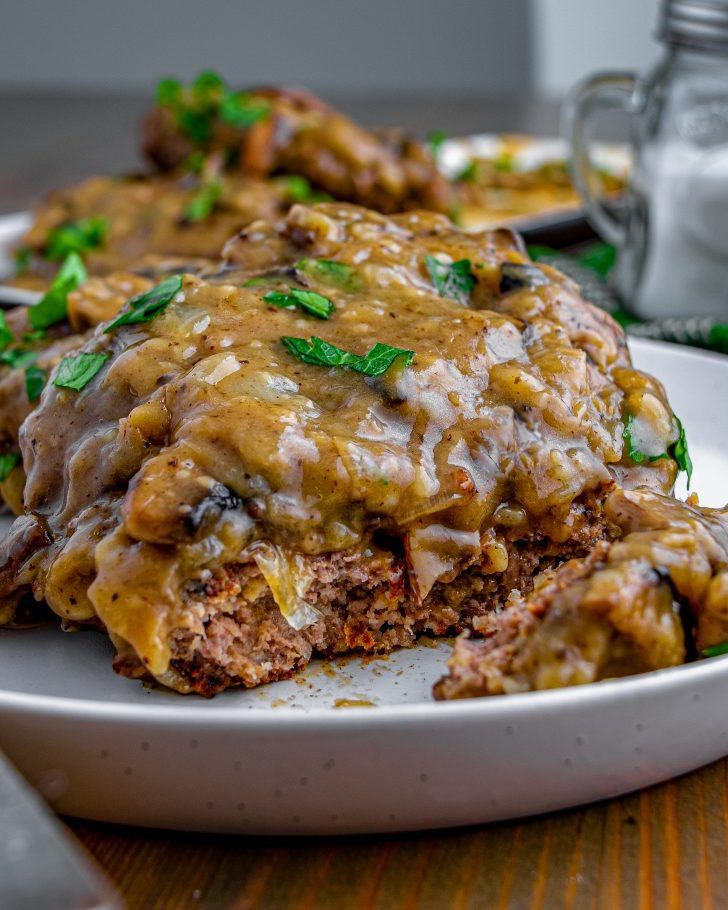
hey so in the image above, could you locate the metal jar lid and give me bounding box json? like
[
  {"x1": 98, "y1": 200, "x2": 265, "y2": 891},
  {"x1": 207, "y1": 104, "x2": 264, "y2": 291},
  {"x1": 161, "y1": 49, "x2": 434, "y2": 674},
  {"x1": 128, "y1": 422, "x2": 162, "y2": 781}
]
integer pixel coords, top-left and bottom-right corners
[{"x1": 659, "y1": 0, "x2": 728, "y2": 50}]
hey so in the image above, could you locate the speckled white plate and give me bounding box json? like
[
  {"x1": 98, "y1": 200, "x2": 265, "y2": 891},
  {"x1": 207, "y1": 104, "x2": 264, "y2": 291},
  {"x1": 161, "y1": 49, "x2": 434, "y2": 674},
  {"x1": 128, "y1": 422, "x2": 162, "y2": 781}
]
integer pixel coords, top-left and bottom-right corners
[
  {"x1": 438, "y1": 134, "x2": 629, "y2": 232},
  {"x1": 0, "y1": 209, "x2": 726, "y2": 834}
]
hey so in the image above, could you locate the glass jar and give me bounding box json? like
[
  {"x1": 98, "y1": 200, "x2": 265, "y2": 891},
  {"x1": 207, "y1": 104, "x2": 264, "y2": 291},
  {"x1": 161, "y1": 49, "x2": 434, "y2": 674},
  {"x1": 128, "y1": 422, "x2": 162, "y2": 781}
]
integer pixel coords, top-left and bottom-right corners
[{"x1": 566, "y1": 0, "x2": 728, "y2": 319}]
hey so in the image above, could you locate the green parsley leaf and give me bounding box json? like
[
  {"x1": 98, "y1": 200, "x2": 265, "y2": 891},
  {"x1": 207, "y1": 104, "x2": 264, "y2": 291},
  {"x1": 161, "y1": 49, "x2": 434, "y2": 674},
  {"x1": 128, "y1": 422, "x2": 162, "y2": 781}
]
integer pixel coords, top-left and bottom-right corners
[
  {"x1": 185, "y1": 177, "x2": 222, "y2": 222},
  {"x1": 455, "y1": 160, "x2": 478, "y2": 183},
  {"x1": 44, "y1": 217, "x2": 108, "y2": 261},
  {"x1": 578, "y1": 242, "x2": 616, "y2": 279},
  {"x1": 493, "y1": 152, "x2": 515, "y2": 173},
  {"x1": 22, "y1": 329, "x2": 46, "y2": 344},
  {"x1": 708, "y1": 324, "x2": 728, "y2": 354},
  {"x1": 0, "y1": 451, "x2": 19, "y2": 482},
  {"x1": 702, "y1": 641, "x2": 728, "y2": 658},
  {"x1": 281, "y1": 336, "x2": 414, "y2": 376},
  {"x1": 427, "y1": 130, "x2": 447, "y2": 161},
  {"x1": 622, "y1": 413, "x2": 693, "y2": 486},
  {"x1": 0, "y1": 349, "x2": 36, "y2": 369},
  {"x1": 105, "y1": 275, "x2": 183, "y2": 333},
  {"x1": 672, "y1": 416, "x2": 693, "y2": 486},
  {"x1": 30, "y1": 252, "x2": 87, "y2": 330},
  {"x1": 265, "y1": 289, "x2": 334, "y2": 320},
  {"x1": 178, "y1": 108, "x2": 214, "y2": 144},
  {"x1": 156, "y1": 77, "x2": 182, "y2": 107},
  {"x1": 53, "y1": 353, "x2": 109, "y2": 391},
  {"x1": 14, "y1": 247, "x2": 31, "y2": 274},
  {"x1": 424, "y1": 255, "x2": 476, "y2": 305},
  {"x1": 282, "y1": 175, "x2": 333, "y2": 204},
  {"x1": 242, "y1": 275, "x2": 280, "y2": 288},
  {"x1": 296, "y1": 259, "x2": 361, "y2": 290},
  {"x1": 192, "y1": 70, "x2": 225, "y2": 97},
  {"x1": 53, "y1": 250, "x2": 87, "y2": 287},
  {"x1": 219, "y1": 92, "x2": 270, "y2": 128},
  {"x1": 0, "y1": 312, "x2": 13, "y2": 352},
  {"x1": 185, "y1": 150, "x2": 206, "y2": 174},
  {"x1": 156, "y1": 73, "x2": 269, "y2": 147},
  {"x1": 527, "y1": 244, "x2": 558, "y2": 262},
  {"x1": 24, "y1": 364, "x2": 46, "y2": 402}
]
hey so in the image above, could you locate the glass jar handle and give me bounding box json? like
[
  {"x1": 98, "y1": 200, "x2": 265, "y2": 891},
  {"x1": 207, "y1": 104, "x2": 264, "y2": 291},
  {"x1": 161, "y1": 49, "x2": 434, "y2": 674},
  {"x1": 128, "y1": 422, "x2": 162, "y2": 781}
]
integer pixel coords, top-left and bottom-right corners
[{"x1": 563, "y1": 71, "x2": 638, "y2": 247}]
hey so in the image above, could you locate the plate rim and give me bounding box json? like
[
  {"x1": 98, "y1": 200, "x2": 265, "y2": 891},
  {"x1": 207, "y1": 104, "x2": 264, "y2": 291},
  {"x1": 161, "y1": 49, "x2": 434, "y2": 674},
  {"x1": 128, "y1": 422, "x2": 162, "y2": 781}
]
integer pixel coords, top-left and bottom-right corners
[{"x1": 0, "y1": 648, "x2": 725, "y2": 724}]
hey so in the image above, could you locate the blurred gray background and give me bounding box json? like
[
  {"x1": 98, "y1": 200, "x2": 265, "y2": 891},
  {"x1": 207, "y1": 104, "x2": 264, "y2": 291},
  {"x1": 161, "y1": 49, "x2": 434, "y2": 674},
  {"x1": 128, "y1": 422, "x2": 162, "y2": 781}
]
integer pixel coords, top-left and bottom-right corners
[
  {"x1": 0, "y1": 0, "x2": 659, "y2": 209},
  {"x1": 0, "y1": 0, "x2": 656, "y2": 95}
]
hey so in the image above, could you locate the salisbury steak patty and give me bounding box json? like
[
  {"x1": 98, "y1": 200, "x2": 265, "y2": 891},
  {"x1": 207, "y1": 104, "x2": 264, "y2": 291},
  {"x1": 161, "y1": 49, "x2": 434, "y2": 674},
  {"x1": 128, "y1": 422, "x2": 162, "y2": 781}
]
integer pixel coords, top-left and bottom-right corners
[
  {"x1": 142, "y1": 80, "x2": 453, "y2": 215},
  {"x1": 113, "y1": 514, "x2": 607, "y2": 695},
  {"x1": 14, "y1": 76, "x2": 453, "y2": 292},
  {"x1": 435, "y1": 488, "x2": 728, "y2": 699},
  {"x1": 0, "y1": 203, "x2": 679, "y2": 694}
]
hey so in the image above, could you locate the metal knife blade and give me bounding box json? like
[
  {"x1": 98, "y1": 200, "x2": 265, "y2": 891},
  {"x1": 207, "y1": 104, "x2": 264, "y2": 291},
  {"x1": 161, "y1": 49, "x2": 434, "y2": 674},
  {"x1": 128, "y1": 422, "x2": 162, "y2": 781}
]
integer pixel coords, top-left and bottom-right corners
[{"x1": 0, "y1": 750, "x2": 121, "y2": 910}]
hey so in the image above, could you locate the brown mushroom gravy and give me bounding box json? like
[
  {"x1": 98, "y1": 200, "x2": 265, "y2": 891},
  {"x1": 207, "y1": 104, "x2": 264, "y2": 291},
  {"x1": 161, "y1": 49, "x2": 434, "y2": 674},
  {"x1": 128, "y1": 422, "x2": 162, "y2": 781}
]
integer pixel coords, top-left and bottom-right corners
[
  {"x1": 13, "y1": 172, "x2": 295, "y2": 286},
  {"x1": 0, "y1": 204, "x2": 679, "y2": 692}
]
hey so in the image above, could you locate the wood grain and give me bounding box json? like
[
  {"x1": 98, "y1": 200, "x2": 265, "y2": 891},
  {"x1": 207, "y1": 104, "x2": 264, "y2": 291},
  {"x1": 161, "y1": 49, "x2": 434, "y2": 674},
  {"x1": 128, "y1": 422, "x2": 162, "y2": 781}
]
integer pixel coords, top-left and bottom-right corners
[{"x1": 69, "y1": 758, "x2": 728, "y2": 910}]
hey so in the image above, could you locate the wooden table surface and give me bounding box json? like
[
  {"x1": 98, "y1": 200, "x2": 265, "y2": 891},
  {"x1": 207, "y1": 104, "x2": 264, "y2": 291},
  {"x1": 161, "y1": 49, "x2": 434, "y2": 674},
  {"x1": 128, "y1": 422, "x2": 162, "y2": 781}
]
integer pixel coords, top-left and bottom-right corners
[
  {"x1": 70, "y1": 757, "x2": 728, "y2": 909},
  {"x1": 1, "y1": 91, "x2": 721, "y2": 910}
]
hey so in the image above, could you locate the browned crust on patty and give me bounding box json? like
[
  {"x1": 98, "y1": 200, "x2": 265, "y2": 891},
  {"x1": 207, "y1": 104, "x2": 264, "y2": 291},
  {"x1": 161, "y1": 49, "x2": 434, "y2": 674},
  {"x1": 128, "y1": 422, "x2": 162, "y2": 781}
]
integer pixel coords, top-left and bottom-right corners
[{"x1": 113, "y1": 515, "x2": 608, "y2": 696}]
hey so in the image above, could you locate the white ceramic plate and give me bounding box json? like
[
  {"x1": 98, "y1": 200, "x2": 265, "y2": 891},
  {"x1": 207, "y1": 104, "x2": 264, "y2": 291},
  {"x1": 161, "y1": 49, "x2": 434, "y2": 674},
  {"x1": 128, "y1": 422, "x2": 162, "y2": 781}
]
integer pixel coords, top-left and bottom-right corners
[
  {"x1": 439, "y1": 134, "x2": 630, "y2": 233},
  {"x1": 439, "y1": 134, "x2": 630, "y2": 181},
  {"x1": 0, "y1": 217, "x2": 725, "y2": 836}
]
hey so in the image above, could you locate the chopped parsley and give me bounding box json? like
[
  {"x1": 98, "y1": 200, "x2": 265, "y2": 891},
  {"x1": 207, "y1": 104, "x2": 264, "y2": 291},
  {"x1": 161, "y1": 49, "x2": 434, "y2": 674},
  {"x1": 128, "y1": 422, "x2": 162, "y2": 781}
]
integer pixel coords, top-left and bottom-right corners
[
  {"x1": 264, "y1": 289, "x2": 334, "y2": 320},
  {"x1": 219, "y1": 91, "x2": 270, "y2": 128},
  {"x1": 424, "y1": 255, "x2": 476, "y2": 305},
  {"x1": 24, "y1": 364, "x2": 46, "y2": 402},
  {"x1": 427, "y1": 130, "x2": 447, "y2": 161},
  {"x1": 493, "y1": 152, "x2": 515, "y2": 173},
  {"x1": 672, "y1": 416, "x2": 693, "y2": 486},
  {"x1": 622, "y1": 413, "x2": 693, "y2": 485},
  {"x1": 105, "y1": 275, "x2": 183, "y2": 333},
  {"x1": 295, "y1": 258, "x2": 361, "y2": 290},
  {"x1": 156, "y1": 77, "x2": 183, "y2": 107},
  {"x1": 281, "y1": 336, "x2": 414, "y2": 376},
  {"x1": 22, "y1": 329, "x2": 46, "y2": 344},
  {"x1": 526, "y1": 244, "x2": 556, "y2": 262},
  {"x1": 44, "y1": 217, "x2": 108, "y2": 261},
  {"x1": 702, "y1": 641, "x2": 728, "y2": 658},
  {"x1": 0, "y1": 349, "x2": 36, "y2": 369},
  {"x1": 185, "y1": 177, "x2": 223, "y2": 222},
  {"x1": 53, "y1": 353, "x2": 109, "y2": 391},
  {"x1": 193, "y1": 70, "x2": 225, "y2": 93},
  {"x1": 30, "y1": 252, "x2": 87, "y2": 330},
  {"x1": 578, "y1": 242, "x2": 616, "y2": 280},
  {"x1": 242, "y1": 275, "x2": 280, "y2": 288},
  {"x1": 455, "y1": 160, "x2": 478, "y2": 183},
  {"x1": 0, "y1": 312, "x2": 13, "y2": 351},
  {"x1": 185, "y1": 150, "x2": 206, "y2": 174},
  {"x1": 281, "y1": 175, "x2": 333, "y2": 204},
  {"x1": 156, "y1": 72, "x2": 270, "y2": 145},
  {"x1": 14, "y1": 247, "x2": 31, "y2": 274},
  {"x1": 0, "y1": 451, "x2": 19, "y2": 482}
]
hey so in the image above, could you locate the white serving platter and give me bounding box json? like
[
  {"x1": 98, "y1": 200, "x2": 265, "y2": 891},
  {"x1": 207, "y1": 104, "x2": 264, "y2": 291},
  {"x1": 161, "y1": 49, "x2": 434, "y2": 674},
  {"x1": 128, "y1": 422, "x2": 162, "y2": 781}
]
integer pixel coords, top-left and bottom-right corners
[{"x1": 0, "y1": 214, "x2": 726, "y2": 836}]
